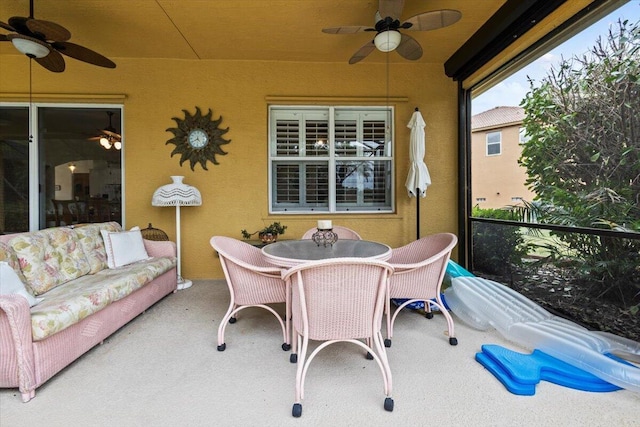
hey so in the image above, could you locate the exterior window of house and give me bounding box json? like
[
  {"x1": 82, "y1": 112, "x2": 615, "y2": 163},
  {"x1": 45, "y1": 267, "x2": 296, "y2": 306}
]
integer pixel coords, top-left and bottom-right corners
[
  {"x1": 519, "y1": 127, "x2": 530, "y2": 144},
  {"x1": 268, "y1": 106, "x2": 393, "y2": 213},
  {"x1": 486, "y1": 131, "x2": 501, "y2": 155}
]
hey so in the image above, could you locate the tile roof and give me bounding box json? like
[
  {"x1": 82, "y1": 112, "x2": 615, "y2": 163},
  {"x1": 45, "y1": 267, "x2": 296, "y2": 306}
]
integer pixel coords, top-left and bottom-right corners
[{"x1": 472, "y1": 106, "x2": 524, "y2": 130}]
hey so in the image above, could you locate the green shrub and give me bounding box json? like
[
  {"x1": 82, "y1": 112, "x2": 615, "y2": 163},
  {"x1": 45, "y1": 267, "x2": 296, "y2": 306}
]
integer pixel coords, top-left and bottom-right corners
[{"x1": 472, "y1": 207, "x2": 529, "y2": 277}]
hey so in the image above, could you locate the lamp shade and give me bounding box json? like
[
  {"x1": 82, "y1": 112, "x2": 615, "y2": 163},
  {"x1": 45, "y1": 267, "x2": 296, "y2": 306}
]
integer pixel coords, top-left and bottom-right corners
[
  {"x1": 8, "y1": 34, "x2": 51, "y2": 58},
  {"x1": 152, "y1": 176, "x2": 202, "y2": 207},
  {"x1": 374, "y1": 30, "x2": 401, "y2": 52}
]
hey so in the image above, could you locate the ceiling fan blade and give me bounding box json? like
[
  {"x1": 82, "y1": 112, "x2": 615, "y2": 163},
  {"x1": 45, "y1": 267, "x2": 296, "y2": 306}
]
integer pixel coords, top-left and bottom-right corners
[
  {"x1": 0, "y1": 20, "x2": 16, "y2": 32},
  {"x1": 403, "y1": 9, "x2": 462, "y2": 31},
  {"x1": 102, "y1": 129, "x2": 122, "y2": 140},
  {"x1": 322, "y1": 26, "x2": 373, "y2": 34},
  {"x1": 53, "y1": 41, "x2": 116, "y2": 68},
  {"x1": 26, "y1": 18, "x2": 71, "y2": 42},
  {"x1": 7, "y1": 17, "x2": 31, "y2": 35},
  {"x1": 35, "y1": 49, "x2": 65, "y2": 72},
  {"x1": 379, "y1": 0, "x2": 405, "y2": 20},
  {"x1": 349, "y1": 40, "x2": 376, "y2": 64},
  {"x1": 396, "y1": 33, "x2": 422, "y2": 61}
]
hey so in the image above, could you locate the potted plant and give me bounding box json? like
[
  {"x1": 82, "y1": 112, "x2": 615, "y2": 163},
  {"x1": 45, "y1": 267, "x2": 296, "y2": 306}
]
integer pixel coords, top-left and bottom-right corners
[{"x1": 241, "y1": 222, "x2": 287, "y2": 244}]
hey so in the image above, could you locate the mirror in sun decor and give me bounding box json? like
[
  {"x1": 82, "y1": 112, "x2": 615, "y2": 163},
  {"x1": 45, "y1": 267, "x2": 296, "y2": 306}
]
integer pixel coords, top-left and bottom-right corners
[{"x1": 165, "y1": 106, "x2": 231, "y2": 171}]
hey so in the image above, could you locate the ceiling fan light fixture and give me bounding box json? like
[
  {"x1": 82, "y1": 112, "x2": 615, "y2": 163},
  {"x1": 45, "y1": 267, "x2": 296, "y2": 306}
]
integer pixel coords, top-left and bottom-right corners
[
  {"x1": 100, "y1": 137, "x2": 111, "y2": 149},
  {"x1": 8, "y1": 34, "x2": 51, "y2": 58},
  {"x1": 374, "y1": 30, "x2": 401, "y2": 52},
  {"x1": 113, "y1": 141, "x2": 122, "y2": 150}
]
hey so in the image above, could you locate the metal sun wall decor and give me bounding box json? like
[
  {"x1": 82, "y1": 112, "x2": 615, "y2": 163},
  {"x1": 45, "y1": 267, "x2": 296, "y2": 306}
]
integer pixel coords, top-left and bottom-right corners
[{"x1": 166, "y1": 106, "x2": 231, "y2": 171}]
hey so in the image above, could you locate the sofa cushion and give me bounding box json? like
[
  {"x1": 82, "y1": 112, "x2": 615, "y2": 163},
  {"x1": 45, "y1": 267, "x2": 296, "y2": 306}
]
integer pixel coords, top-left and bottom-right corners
[
  {"x1": 9, "y1": 230, "x2": 61, "y2": 296},
  {"x1": 0, "y1": 241, "x2": 28, "y2": 284},
  {"x1": 0, "y1": 261, "x2": 42, "y2": 307},
  {"x1": 8, "y1": 227, "x2": 91, "y2": 296},
  {"x1": 51, "y1": 227, "x2": 92, "y2": 283},
  {"x1": 29, "y1": 256, "x2": 176, "y2": 340},
  {"x1": 74, "y1": 222, "x2": 122, "y2": 273}
]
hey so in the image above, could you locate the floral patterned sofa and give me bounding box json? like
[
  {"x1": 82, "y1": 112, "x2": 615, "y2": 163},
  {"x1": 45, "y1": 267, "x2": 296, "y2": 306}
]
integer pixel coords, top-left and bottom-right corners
[{"x1": 0, "y1": 222, "x2": 177, "y2": 402}]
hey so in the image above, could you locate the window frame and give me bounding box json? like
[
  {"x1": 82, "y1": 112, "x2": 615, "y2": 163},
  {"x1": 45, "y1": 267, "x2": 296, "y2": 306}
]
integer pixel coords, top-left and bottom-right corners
[
  {"x1": 519, "y1": 127, "x2": 530, "y2": 144},
  {"x1": 268, "y1": 105, "x2": 395, "y2": 214},
  {"x1": 486, "y1": 130, "x2": 502, "y2": 156}
]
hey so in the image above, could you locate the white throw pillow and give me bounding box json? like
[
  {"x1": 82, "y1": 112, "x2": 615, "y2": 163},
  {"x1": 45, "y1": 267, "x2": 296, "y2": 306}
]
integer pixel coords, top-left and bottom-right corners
[
  {"x1": 0, "y1": 261, "x2": 43, "y2": 307},
  {"x1": 100, "y1": 226, "x2": 150, "y2": 268}
]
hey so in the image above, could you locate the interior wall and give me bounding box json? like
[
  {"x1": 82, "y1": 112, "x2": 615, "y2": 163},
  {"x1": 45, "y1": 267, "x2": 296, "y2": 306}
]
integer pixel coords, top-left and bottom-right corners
[{"x1": 0, "y1": 56, "x2": 459, "y2": 279}]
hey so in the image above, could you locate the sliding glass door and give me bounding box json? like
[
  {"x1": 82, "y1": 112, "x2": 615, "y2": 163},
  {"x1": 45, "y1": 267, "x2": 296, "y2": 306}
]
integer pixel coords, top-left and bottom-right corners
[{"x1": 0, "y1": 104, "x2": 123, "y2": 234}]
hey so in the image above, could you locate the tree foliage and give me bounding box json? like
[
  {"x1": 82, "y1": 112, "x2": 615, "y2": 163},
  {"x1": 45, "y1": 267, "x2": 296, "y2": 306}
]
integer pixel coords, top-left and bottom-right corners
[{"x1": 519, "y1": 19, "x2": 640, "y2": 303}]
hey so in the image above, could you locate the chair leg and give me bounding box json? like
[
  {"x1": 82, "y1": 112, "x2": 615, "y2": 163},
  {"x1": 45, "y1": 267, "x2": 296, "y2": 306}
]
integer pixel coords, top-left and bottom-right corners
[
  {"x1": 217, "y1": 303, "x2": 237, "y2": 351},
  {"x1": 427, "y1": 297, "x2": 458, "y2": 346},
  {"x1": 284, "y1": 283, "x2": 292, "y2": 352},
  {"x1": 290, "y1": 333, "x2": 299, "y2": 363},
  {"x1": 384, "y1": 298, "x2": 393, "y2": 347},
  {"x1": 292, "y1": 333, "x2": 308, "y2": 416},
  {"x1": 442, "y1": 307, "x2": 458, "y2": 346},
  {"x1": 291, "y1": 325, "x2": 298, "y2": 363}
]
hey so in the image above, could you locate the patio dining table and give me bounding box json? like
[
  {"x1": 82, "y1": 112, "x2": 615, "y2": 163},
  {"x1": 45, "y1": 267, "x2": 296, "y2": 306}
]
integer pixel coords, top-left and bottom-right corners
[{"x1": 262, "y1": 239, "x2": 391, "y2": 268}]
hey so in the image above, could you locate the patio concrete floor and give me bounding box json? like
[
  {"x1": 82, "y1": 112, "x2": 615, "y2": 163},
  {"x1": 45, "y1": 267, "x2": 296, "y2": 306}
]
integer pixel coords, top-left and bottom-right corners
[{"x1": 1, "y1": 279, "x2": 638, "y2": 426}]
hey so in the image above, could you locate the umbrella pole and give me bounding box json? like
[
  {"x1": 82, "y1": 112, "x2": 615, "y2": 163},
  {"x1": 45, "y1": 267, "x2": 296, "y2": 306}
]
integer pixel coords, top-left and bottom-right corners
[{"x1": 416, "y1": 188, "x2": 420, "y2": 240}]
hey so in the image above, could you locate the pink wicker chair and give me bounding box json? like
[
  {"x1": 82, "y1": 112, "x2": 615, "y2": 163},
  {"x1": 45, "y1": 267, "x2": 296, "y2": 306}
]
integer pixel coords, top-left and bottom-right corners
[
  {"x1": 301, "y1": 225, "x2": 362, "y2": 240},
  {"x1": 210, "y1": 236, "x2": 290, "y2": 352},
  {"x1": 385, "y1": 233, "x2": 458, "y2": 347},
  {"x1": 282, "y1": 258, "x2": 395, "y2": 417}
]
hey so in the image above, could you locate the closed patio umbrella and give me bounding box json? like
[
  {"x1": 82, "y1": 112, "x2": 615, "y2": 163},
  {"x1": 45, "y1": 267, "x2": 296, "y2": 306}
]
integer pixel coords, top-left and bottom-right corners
[{"x1": 405, "y1": 108, "x2": 431, "y2": 240}]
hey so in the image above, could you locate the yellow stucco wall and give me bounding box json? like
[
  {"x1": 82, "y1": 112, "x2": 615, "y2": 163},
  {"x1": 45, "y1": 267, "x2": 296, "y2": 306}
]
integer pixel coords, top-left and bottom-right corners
[{"x1": 1, "y1": 56, "x2": 459, "y2": 279}]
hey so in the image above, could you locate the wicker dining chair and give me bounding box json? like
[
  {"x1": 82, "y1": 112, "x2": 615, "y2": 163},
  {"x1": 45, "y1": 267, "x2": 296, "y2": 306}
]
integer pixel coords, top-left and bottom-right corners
[
  {"x1": 301, "y1": 225, "x2": 362, "y2": 240},
  {"x1": 385, "y1": 233, "x2": 458, "y2": 347},
  {"x1": 210, "y1": 236, "x2": 290, "y2": 352},
  {"x1": 282, "y1": 258, "x2": 395, "y2": 417}
]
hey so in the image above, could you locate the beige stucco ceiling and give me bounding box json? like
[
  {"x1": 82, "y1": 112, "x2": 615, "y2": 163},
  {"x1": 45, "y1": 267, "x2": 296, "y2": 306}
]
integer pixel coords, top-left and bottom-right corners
[{"x1": 0, "y1": 0, "x2": 506, "y2": 65}]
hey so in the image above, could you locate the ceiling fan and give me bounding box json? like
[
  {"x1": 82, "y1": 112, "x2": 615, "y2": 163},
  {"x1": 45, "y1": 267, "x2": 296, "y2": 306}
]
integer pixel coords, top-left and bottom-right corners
[
  {"x1": 322, "y1": 0, "x2": 461, "y2": 64},
  {"x1": 0, "y1": 0, "x2": 115, "y2": 72},
  {"x1": 89, "y1": 111, "x2": 122, "y2": 150}
]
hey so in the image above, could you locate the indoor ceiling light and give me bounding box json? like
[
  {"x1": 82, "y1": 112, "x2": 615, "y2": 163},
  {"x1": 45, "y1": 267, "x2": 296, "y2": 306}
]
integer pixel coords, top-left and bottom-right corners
[
  {"x1": 374, "y1": 30, "x2": 401, "y2": 52},
  {"x1": 99, "y1": 135, "x2": 122, "y2": 150},
  {"x1": 8, "y1": 34, "x2": 51, "y2": 59}
]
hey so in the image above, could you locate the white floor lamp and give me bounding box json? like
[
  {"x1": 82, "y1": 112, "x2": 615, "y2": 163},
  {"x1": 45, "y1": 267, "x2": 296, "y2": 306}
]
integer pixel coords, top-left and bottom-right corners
[{"x1": 152, "y1": 176, "x2": 202, "y2": 290}]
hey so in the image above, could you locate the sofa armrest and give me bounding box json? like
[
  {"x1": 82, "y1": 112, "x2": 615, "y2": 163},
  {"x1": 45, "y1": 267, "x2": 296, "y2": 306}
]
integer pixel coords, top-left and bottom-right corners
[
  {"x1": 0, "y1": 295, "x2": 37, "y2": 401},
  {"x1": 143, "y1": 239, "x2": 177, "y2": 258}
]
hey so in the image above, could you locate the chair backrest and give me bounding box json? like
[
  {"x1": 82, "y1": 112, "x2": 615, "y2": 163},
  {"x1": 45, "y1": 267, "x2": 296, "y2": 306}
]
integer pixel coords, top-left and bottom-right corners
[
  {"x1": 51, "y1": 199, "x2": 78, "y2": 226},
  {"x1": 283, "y1": 258, "x2": 393, "y2": 341},
  {"x1": 210, "y1": 236, "x2": 285, "y2": 305},
  {"x1": 388, "y1": 233, "x2": 458, "y2": 299},
  {"x1": 301, "y1": 225, "x2": 362, "y2": 240}
]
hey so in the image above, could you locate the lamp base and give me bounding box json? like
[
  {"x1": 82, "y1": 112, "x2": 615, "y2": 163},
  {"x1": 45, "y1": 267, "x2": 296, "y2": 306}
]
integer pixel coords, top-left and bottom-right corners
[{"x1": 177, "y1": 278, "x2": 193, "y2": 290}]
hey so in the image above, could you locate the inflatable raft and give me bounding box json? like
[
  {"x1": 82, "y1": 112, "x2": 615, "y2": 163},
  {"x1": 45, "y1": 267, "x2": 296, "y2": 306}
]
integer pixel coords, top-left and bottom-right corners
[{"x1": 443, "y1": 262, "x2": 640, "y2": 393}]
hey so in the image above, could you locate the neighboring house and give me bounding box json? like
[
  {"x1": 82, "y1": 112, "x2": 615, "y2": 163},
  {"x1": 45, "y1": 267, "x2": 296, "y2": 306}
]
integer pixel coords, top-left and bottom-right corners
[{"x1": 471, "y1": 106, "x2": 536, "y2": 209}]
